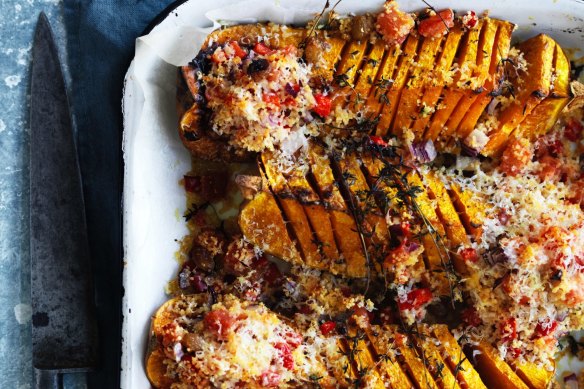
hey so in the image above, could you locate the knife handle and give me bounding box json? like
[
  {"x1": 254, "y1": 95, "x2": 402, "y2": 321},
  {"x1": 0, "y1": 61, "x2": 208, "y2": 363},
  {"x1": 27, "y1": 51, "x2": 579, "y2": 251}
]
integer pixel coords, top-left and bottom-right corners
[{"x1": 34, "y1": 370, "x2": 62, "y2": 389}]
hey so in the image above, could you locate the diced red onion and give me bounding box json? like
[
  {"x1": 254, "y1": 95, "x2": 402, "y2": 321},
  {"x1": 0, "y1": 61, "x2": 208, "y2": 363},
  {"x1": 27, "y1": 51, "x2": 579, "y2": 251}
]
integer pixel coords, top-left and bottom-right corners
[
  {"x1": 409, "y1": 140, "x2": 437, "y2": 163},
  {"x1": 389, "y1": 223, "x2": 409, "y2": 250},
  {"x1": 556, "y1": 311, "x2": 568, "y2": 322},
  {"x1": 285, "y1": 82, "x2": 299, "y2": 97},
  {"x1": 406, "y1": 242, "x2": 420, "y2": 253},
  {"x1": 461, "y1": 142, "x2": 479, "y2": 158},
  {"x1": 190, "y1": 274, "x2": 208, "y2": 293},
  {"x1": 173, "y1": 342, "x2": 184, "y2": 362}
]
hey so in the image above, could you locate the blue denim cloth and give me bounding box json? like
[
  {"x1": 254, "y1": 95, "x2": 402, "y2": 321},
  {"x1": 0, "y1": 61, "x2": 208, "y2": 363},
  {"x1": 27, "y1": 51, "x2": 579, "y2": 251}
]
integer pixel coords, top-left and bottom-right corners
[{"x1": 63, "y1": 1, "x2": 176, "y2": 387}]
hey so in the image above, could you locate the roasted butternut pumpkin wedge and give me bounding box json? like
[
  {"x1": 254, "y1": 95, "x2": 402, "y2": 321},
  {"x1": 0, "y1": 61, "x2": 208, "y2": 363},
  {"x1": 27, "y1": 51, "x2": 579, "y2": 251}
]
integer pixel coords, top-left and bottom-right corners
[
  {"x1": 239, "y1": 190, "x2": 303, "y2": 265},
  {"x1": 550, "y1": 43, "x2": 571, "y2": 98},
  {"x1": 515, "y1": 97, "x2": 570, "y2": 141},
  {"x1": 286, "y1": 166, "x2": 341, "y2": 266},
  {"x1": 471, "y1": 343, "x2": 530, "y2": 389},
  {"x1": 344, "y1": 327, "x2": 386, "y2": 389},
  {"x1": 431, "y1": 325, "x2": 488, "y2": 389},
  {"x1": 407, "y1": 173, "x2": 452, "y2": 296},
  {"x1": 261, "y1": 153, "x2": 322, "y2": 267},
  {"x1": 511, "y1": 42, "x2": 571, "y2": 141},
  {"x1": 445, "y1": 18, "x2": 499, "y2": 136},
  {"x1": 457, "y1": 20, "x2": 514, "y2": 138},
  {"x1": 358, "y1": 155, "x2": 432, "y2": 278},
  {"x1": 366, "y1": 326, "x2": 415, "y2": 389},
  {"x1": 393, "y1": 34, "x2": 445, "y2": 135},
  {"x1": 277, "y1": 197, "x2": 320, "y2": 264},
  {"x1": 307, "y1": 143, "x2": 366, "y2": 276},
  {"x1": 350, "y1": 40, "x2": 386, "y2": 111},
  {"x1": 337, "y1": 339, "x2": 356, "y2": 373},
  {"x1": 448, "y1": 182, "x2": 485, "y2": 240},
  {"x1": 512, "y1": 360, "x2": 555, "y2": 389},
  {"x1": 365, "y1": 43, "x2": 402, "y2": 118},
  {"x1": 425, "y1": 19, "x2": 484, "y2": 142},
  {"x1": 411, "y1": 25, "x2": 464, "y2": 140},
  {"x1": 146, "y1": 294, "x2": 211, "y2": 388},
  {"x1": 376, "y1": 34, "x2": 421, "y2": 136},
  {"x1": 359, "y1": 154, "x2": 399, "y2": 213},
  {"x1": 334, "y1": 153, "x2": 390, "y2": 270},
  {"x1": 481, "y1": 34, "x2": 556, "y2": 156},
  {"x1": 387, "y1": 325, "x2": 441, "y2": 389},
  {"x1": 179, "y1": 100, "x2": 253, "y2": 162},
  {"x1": 331, "y1": 40, "x2": 368, "y2": 110},
  {"x1": 421, "y1": 171, "x2": 470, "y2": 274},
  {"x1": 146, "y1": 349, "x2": 174, "y2": 389},
  {"x1": 415, "y1": 325, "x2": 462, "y2": 389},
  {"x1": 304, "y1": 32, "x2": 346, "y2": 83}
]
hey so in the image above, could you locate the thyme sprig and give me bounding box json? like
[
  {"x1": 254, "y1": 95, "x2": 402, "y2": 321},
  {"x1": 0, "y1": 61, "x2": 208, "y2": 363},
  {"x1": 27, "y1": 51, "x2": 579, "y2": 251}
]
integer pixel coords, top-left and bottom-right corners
[
  {"x1": 333, "y1": 153, "x2": 373, "y2": 294},
  {"x1": 301, "y1": 0, "x2": 342, "y2": 48},
  {"x1": 183, "y1": 202, "x2": 210, "y2": 221},
  {"x1": 493, "y1": 43, "x2": 523, "y2": 99},
  {"x1": 366, "y1": 141, "x2": 460, "y2": 306},
  {"x1": 408, "y1": 323, "x2": 434, "y2": 388},
  {"x1": 340, "y1": 330, "x2": 368, "y2": 387}
]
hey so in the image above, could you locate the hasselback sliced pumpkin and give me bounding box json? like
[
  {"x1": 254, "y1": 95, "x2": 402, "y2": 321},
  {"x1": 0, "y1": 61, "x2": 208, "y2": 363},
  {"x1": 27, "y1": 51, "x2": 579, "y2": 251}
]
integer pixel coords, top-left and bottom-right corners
[
  {"x1": 424, "y1": 19, "x2": 485, "y2": 143},
  {"x1": 510, "y1": 41, "x2": 571, "y2": 142},
  {"x1": 147, "y1": 294, "x2": 555, "y2": 388},
  {"x1": 178, "y1": 18, "x2": 568, "y2": 161},
  {"x1": 239, "y1": 189, "x2": 303, "y2": 265},
  {"x1": 481, "y1": 34, "x2": 556, "y2": 156}
]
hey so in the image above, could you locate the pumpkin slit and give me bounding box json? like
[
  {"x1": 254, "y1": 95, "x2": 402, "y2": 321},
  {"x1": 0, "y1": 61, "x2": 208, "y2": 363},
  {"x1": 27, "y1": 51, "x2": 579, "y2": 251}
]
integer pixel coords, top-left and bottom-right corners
[
  {"x1": 366, "y1": 327, "x2": 416, "y2": 389},
  {"x1": 329, "y1": 153, "x2": 377, "y2": 277},
  {"x1": 412, "y1": 24, "x2": 464, "y2": 140},
  {"x1": 446, "y1": 18, "x2": 499, "y2": 138},
  {"x1": 456, "y1": 20, "x2": 514, "y2": 139},
  {"x1": 481, "y1": 34, "x2": 556, "y2": 156},
  {"x1": 350, "y1": 41, "x2": 387, "y2": 112},
  {"x1": 508, "y1": 41, "x2": 571, "y2": 143},
  {"x1": 423, "y1": 21, "x2": 481, "y2": 142},
  {"x1": 376, "y1": 34, "x2": 421, "y2": 137},
  {"x1": 292, "y1": 167, "x2": 342, "y2": 267},
  {"x1": 306, "y1": 143, "x2": 366, "y2": 276},
  {"x1": 257, "y1": 158, "x2": 308, "y2": 265},
  {"x1": 393, "y1": 34, "x2": 446, "y2": 137},
  {"x1": 366, "y1": 43, "x2": 403, "y2": 121},
  {"x1": 430, "y1": 19, "x2": 485, "y2": 145}
]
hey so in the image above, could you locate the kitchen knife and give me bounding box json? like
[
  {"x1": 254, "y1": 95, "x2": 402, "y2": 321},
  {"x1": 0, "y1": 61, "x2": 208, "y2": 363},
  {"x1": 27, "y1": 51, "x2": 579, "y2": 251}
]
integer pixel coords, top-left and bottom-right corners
[{"x1": 30, "y1": 12, "x2": 98, "y2": 389}]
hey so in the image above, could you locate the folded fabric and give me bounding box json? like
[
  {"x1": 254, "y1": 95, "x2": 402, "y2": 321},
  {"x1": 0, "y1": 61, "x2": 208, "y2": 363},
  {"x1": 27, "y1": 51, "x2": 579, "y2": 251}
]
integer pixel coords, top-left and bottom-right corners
[{"x1": 63, "y1": 1, "x2": 176, "y2": 387}]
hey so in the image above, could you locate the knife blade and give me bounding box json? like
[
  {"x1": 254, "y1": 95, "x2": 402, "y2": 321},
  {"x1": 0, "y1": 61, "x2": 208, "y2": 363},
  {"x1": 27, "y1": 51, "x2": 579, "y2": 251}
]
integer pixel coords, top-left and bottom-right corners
[{"x1": 30, "y1": 12, "x2": 98, "y2": 388}]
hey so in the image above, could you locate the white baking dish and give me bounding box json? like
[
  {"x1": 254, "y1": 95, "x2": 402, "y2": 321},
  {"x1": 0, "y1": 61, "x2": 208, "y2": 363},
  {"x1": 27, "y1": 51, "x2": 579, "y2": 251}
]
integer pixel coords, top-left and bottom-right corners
[{"x1": 121, "y1": 1, "x2": 584, "y2": 387}]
